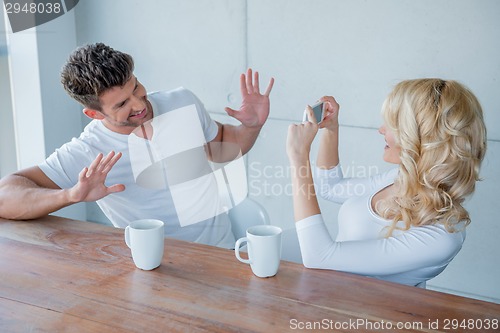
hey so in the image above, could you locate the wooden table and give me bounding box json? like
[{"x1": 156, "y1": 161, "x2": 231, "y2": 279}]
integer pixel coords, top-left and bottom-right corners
[{"x1": 0, "y1": 216, "x2": 499, "y2": 332}]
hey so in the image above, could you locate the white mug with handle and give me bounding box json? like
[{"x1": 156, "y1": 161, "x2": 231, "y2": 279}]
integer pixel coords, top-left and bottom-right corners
[
  {"x1": 235, "y1": 225, "x2": 282, "y2": 278},
  {"x1": 125, "y1": 219, "x2": 164, "y2": 270}
]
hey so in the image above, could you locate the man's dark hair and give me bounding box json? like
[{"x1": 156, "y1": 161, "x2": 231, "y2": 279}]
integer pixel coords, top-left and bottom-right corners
[{"x1": 60, "y1": 43, "x2": 134, "y2": 110}]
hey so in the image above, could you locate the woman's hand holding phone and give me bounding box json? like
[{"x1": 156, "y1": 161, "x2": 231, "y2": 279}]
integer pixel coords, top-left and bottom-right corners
[
  {"x1": 303, "y1": 101, "x2": 324, "y2": 124},
  {"x1": 303, "y1": 96, "x2": 340, "y2": 131},
  {"x1": 317, "y1": 96, "x2": 340, "y2": 131}
]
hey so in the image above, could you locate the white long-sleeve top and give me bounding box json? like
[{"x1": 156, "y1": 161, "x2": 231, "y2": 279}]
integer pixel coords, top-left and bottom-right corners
[{"x1": 295, "y1": 165, "x2": 465, "y2": 286}]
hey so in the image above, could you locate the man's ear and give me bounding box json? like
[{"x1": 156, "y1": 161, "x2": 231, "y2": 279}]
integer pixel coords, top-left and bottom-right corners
[{"x1": 83, "y1": 108, "x2": 105, "y2": 120}]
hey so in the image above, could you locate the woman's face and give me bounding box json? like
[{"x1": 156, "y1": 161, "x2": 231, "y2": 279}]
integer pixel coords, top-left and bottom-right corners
[{"x1": 379, "y1": 124, "x2": 401, "y2": 164}]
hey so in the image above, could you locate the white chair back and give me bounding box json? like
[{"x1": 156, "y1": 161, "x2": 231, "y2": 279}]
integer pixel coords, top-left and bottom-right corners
[{"x1": 229, "y1": 197, "x2": 270, "y2": 240}]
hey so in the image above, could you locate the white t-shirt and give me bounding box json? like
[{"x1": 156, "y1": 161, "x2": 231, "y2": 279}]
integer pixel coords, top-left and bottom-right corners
[
  {"x1": 39, "y1": 87, "x2": 234, "y2": 248},
  {"x1": 295, "y1": 165, "x2": 465, "y2": 286}
]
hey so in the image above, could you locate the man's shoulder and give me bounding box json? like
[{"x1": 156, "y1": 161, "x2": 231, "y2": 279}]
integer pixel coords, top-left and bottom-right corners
[
  {"x1": 80, "y1": 120, "x2": 106, "y2": 141},
  {"x1": 148, "y1": 87, "x2": 197, "y2": 104},
  {"x1": 75, "y1": 120, "x2": 125, "y2": 149},
  {"x1": 148, "y1": 87, "x2": 205, "y2": 116}
]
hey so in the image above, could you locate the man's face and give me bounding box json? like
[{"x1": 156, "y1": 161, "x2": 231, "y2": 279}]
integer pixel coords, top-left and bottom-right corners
[{"x1": 93, "y1": 75, "x2": 153, "y2": 135}]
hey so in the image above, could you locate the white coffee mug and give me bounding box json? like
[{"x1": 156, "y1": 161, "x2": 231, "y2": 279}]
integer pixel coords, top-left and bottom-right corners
[
  {"x1": 234, "y1": 225, "x2": 282, "y2": 278},
  {"x1": 125, "y1": 219, "x2": 165, "y2": 270}
]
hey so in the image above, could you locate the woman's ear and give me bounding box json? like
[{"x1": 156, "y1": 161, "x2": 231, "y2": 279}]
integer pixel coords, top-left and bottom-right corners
[{"x1": 83, "y1": 108, "x2": 105, "y2": 120}]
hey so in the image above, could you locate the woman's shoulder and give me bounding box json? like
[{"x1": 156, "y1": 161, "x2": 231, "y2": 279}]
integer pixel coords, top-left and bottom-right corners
[{"x1": 405, "y1": 224, "x2": 466, "y2": 258}]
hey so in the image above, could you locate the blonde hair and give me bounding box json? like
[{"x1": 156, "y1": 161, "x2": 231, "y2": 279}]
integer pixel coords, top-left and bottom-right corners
[{"x1": 378, "y1": 79, "x2": 487, "y2": 235}]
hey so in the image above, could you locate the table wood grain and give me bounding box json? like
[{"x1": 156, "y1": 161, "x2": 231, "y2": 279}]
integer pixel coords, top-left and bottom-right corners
[{"x1": 1, "y1": 216, "x2": 499, "y2": 332}]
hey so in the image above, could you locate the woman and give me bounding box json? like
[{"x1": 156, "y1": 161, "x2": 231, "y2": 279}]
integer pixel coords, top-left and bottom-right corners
[{"x1": 286, "y1": 79, "x2": 487, "y2": 286}]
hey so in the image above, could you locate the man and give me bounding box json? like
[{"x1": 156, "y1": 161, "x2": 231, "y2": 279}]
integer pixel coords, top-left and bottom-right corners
[{"x1": 0, "y1": 43, "x2": 274, "y2": 248}]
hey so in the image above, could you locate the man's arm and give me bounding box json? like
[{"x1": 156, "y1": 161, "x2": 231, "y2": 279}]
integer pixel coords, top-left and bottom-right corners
[
  {"x1": 209, "y1": 69, "x2": 274, "y2": 158},
  {"x1": 0, "y1": 167, "x2": 73, "y2": 220},
  {"x1": 0, "y1": 151, "x2": 124, "y2": 220}
]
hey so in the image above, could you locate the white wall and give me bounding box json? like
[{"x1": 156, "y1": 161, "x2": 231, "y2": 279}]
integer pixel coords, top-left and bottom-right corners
[
  {"x1": 1, "y1": 5, "x2": 86, "y2": 219},
  {"x1": 0, "y1": 8, "x2": 16, "y2": 177},
  {"x1": 5, "y1": 0, "x2": 497, "y2": 303},
  {"x1": 34, "y1": 8, "x2": 87, "y2": 220}
]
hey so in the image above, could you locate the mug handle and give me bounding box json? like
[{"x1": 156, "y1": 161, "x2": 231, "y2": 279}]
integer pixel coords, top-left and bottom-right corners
[
  {"x1": 124, "y1": 226, "x2": 131, "y2": 249},
  {"x1": 234, "y1": 237, "x2": 251, "y2": 264}
]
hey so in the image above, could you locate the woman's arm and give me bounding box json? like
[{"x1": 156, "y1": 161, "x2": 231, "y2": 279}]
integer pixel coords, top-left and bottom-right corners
[
  {"x1": 296, "y1": 215, "x2": 464, "y2": 278},
  {"x1": 286, "y1": 107, "x2": 321, "y2": 221},
  {"x1": 312, "y1": 97, "x2": 397, "y2": 203},
  {"x1": 316, "y1": 96, "x2": 340, "y2": 170}
]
